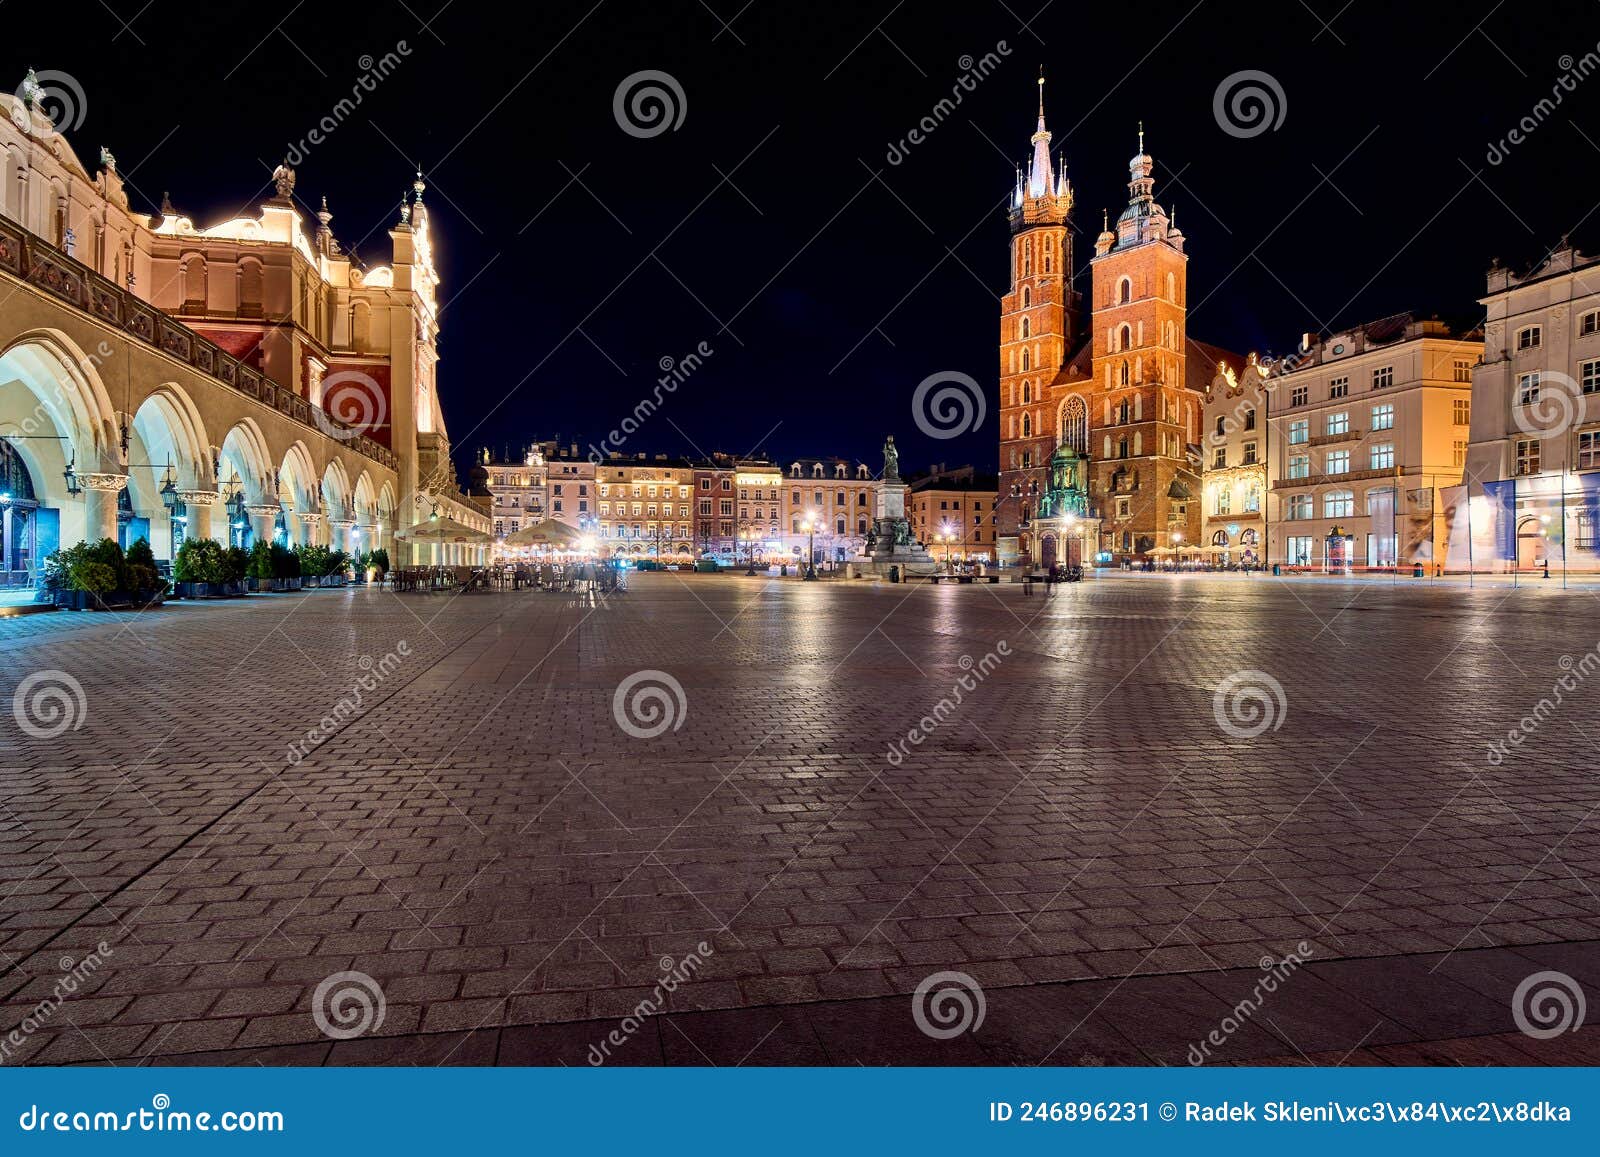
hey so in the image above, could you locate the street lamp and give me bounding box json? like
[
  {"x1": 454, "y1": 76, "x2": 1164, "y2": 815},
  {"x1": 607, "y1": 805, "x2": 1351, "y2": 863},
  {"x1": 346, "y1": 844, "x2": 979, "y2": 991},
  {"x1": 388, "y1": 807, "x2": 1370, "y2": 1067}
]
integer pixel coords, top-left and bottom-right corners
[
  {"x1": 936, "y1": 521, "x2": 956, "y2": 570},
  {"x1": 800, "y1": 510, "x2": 820, "y2": 580}
]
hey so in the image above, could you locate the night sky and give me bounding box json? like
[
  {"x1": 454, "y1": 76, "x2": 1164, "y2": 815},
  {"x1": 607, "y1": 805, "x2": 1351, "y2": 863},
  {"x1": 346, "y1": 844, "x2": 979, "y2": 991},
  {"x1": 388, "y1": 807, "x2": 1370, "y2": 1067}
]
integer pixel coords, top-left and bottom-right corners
[{"x1": 8, "y1": 0, "x2": 1600, "y2": 480}]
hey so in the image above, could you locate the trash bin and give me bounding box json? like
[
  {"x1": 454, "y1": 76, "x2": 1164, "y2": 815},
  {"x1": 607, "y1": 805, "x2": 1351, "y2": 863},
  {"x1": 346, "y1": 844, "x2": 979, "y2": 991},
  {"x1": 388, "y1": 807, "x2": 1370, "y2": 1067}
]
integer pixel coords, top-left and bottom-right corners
[
  {"x1": 1412, "y1": 563, "x2": 1424, "y2": 578},
  {"x1": 1272, "y1": 563, "x2": 1282, "y2": 576},
  {"x1": 780, "y1": 564, "x2": 788, "y2": 576},
  {"x1": 888, "y1": 565, "x2": 900, "y2": 583}
]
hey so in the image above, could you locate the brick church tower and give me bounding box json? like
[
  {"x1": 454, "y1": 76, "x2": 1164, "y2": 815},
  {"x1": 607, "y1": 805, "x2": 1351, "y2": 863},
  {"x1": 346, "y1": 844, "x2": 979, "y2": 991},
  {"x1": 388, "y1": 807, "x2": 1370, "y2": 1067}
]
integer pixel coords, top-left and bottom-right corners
[
  {"x1": 1084, "y1": 126, "x2": 1202, "y2": 560},
  {"x1": 996, "y1": 76, "x2": 1080, "y2": 559}
]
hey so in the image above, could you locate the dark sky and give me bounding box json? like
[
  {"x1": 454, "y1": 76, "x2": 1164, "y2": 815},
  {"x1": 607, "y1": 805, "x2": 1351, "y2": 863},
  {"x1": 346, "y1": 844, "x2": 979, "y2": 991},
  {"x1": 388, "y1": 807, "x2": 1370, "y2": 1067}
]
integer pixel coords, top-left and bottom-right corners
[{"x1": 9, "y1": 1, "x2": 1600, "y2": 479}]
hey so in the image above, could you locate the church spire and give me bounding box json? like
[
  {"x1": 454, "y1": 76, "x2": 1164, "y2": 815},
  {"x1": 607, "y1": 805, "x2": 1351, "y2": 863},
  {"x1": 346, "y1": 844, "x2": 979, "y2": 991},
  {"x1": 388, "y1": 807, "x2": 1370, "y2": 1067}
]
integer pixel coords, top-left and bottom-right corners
[{"x1": 1027, "y1": 69, "x2": 1054, "y2": 199}]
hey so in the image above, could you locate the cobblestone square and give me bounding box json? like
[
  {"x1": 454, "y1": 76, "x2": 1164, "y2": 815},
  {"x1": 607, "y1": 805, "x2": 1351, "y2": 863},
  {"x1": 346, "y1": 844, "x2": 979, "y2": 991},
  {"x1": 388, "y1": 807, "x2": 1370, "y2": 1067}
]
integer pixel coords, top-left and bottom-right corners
[{"x1": 2, "y1": 574, "x2": 1597, "y2": 1066}]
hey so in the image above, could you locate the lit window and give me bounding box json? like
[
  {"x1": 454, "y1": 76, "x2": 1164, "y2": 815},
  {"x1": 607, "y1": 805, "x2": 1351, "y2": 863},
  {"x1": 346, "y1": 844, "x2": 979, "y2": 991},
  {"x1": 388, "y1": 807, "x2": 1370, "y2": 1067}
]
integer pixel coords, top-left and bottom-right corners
[
  {"x1": 1327, "y1": 411, "x2": 1349, "y2": 436},
  {"x1": 1289, "y1": 419, "x2": 1309, "y2": 444},
  {"x1": 1369, "y1": 442, "x2": 1394, "y2": 470},
  {"x1": 1288, "y1": 454, "x2": 1310, "y2": 479},
  {"x1": 1324, "y1": 490, "x2": 1354, "y2": 518},
  {"x1": 1579, "y1": 431, "x2": 1600, "y2": 470},
  {"x1": 1372, "y1": 403, "x2": 1395, "y2": 431},
  {"x1": 1287, "y1": 494, "x2": 1312, "y2": 519},
  {"x1": 1326, "y1": 449, "x2": 1350, "y2": 474},
  {"x1": 1518, "y1": 372, "x2": 1541, "y2": 406}
]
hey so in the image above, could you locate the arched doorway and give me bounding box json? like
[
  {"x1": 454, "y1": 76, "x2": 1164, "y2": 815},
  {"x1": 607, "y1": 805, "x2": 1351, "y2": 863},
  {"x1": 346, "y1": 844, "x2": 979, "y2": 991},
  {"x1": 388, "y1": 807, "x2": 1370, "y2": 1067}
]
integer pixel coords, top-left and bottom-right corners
[
  {"x1": 1517, "y1": 516, "x2": 1547, "y2": 571},
  {"x1": 0, "y1": 438, "x2": 41, "y2": 589}
]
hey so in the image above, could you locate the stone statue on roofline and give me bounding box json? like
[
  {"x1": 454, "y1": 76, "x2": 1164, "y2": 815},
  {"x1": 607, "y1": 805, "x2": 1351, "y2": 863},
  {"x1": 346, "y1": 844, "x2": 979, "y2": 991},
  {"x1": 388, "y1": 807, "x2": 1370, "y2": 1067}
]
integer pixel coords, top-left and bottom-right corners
[
  {"x1": 272, "y1": 161, "x2": 295, "y2": 200},
  {"x1": 882, "y1": 434, "x2": 899, "y2": 481}
]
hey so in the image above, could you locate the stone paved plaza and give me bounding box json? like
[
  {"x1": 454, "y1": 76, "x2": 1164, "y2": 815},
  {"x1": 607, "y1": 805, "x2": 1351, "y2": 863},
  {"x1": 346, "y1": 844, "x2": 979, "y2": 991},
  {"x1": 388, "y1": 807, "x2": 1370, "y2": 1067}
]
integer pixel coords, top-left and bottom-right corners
[{"x1": 2, "y1": 573, "x2": 1598, "y2": 1066}]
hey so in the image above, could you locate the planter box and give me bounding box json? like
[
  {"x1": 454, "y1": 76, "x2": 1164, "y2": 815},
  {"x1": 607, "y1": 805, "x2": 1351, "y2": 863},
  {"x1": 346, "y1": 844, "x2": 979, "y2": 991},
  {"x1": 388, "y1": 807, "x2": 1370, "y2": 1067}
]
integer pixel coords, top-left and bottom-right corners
[
  {"x1": 270, "y1": 576, "x2": 303, "y2": 591},
  {"x1": 51, "y1": 588, "x2": 166, "y2": 611},
  {"x1": 174, "y1": 580, "x2": 240, "y2": 598}
]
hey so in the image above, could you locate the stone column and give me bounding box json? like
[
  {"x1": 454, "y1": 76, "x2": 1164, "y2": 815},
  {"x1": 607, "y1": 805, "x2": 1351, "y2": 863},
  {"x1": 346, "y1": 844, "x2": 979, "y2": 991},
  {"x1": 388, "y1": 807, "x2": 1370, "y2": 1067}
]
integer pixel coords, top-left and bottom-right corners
[
  {"x1": 298, "y1": 512, "x2": 323, "y2": 548},
  {"x1": 79, "y1": 473, "x2": 127, "y2": 544},
  {"x1": 328, "y1": 519, "x2": 353, "y2": 553},
  {"x1": 179, "y1": 490, "x2": 219, "y2": 544},
  {"x1": 247, "y1": 505, "x2": 279, "y2": 547}
]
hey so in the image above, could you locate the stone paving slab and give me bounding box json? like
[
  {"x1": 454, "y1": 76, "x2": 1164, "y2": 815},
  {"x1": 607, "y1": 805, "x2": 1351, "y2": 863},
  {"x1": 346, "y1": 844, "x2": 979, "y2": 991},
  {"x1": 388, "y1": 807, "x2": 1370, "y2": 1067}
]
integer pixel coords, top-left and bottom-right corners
[{"x1": 1, "y1": 576, "x2": 1597, "y2": 1065}]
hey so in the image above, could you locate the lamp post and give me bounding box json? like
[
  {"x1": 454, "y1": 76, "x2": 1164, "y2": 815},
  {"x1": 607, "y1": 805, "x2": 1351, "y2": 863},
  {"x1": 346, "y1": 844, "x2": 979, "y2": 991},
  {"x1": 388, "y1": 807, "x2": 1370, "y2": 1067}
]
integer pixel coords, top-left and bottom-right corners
[{"x1": 800, "y1": 511, "x2": 820, "y2": 580}]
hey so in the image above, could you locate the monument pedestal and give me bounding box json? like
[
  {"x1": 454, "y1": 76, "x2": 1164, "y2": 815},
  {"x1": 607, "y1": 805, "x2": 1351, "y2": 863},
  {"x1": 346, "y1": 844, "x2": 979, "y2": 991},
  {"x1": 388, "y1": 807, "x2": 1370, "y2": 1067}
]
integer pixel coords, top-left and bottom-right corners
[{"x1": 856, "y1": 477, "x2": 940, "y2": 579}]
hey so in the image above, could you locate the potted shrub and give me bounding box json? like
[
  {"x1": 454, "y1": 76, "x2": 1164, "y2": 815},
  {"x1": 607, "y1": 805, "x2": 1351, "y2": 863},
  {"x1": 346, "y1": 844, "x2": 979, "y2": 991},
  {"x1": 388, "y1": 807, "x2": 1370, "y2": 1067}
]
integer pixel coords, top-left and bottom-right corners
[
  {"x1": 42, "y1": 538, "x2": 166, "y2": 610},
  {"x1": 173, "y1": 537, "x2": 228, "y2": 597},
  {"x1": 270, "y1": 542, "x2": 301, "y2": 591},
  {"x1": 224, "y1": 544, "x2": 250, "y2": 595},
  {"x1": 123, "y1": 537, "x2": 168, "y2": 607},
  {"x1": 246, "y1": 540, "x2": 273, "y2": 592}
]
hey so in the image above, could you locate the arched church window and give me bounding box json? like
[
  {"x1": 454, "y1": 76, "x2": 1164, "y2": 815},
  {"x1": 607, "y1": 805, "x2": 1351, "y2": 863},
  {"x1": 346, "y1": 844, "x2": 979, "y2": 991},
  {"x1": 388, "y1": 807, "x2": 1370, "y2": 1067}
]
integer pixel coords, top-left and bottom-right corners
[
  {"x1": 1119, "y1": 361, "x2": 1130, "y2": 387},
  {"x1": 1119, "y1": 324, "x2": 1131, "y2": 351},
  {"x1": 1021, "y1": 287, "x2": 1030, "y2": 307},
  {"x1": 1022, "y1": 349, "x2": 1030, "y2": 371},
  {"x1": 1021, "y1": 317, "x2": 1030, "y2": 339},
  {"x1": 1119, "y1": 277, "x2": 1132, "y2": 305}
]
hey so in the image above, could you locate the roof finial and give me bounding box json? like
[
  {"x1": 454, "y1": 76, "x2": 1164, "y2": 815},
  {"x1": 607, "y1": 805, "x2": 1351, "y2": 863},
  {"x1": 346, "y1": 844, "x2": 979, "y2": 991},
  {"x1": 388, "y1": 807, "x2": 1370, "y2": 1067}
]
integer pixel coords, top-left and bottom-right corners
[
  {"x1": 1037, "y1": 66, "x2": 1046, "y2": 121},
  {"x1": 1102, "y1": 208, "x2": 1108, "y2": 232},
  {"x1": 1138, "y1": 120, "x2": 1145, "y2": 154}
]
